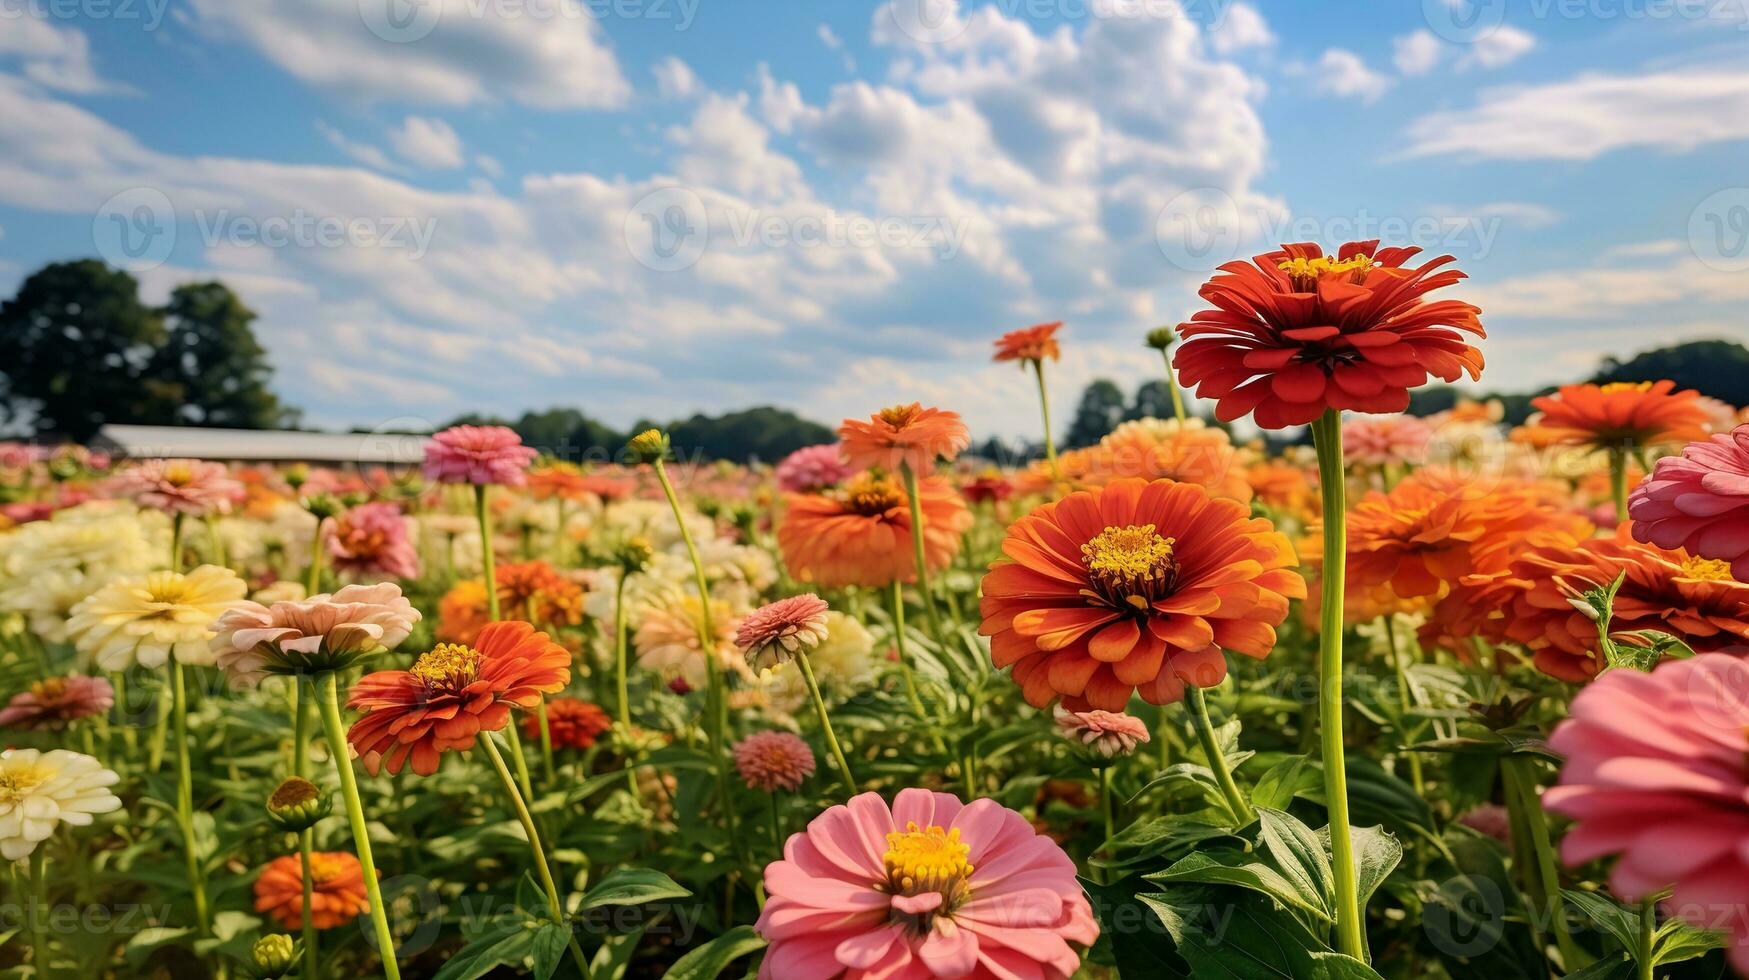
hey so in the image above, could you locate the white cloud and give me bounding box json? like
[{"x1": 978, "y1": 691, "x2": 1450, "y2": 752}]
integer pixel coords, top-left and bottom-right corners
[
  {"x1": 187, "y1": 0, "x2": 630, "y2": 110},
  {"x1": 1456, "y1": 25, "x2": 1535, "y2": 70},
  {"x1": 0, "y1": 19, "x2": 129, "y2": 95},
  {"x1": 1469, "y1": 252, "x2": 1749, "y2": 319},
  {"x1": 475, "y1": 154, "x2": 503, "y2": 179},
  {"x1": 389, "y1": 116, "x2": 465, "y2": 169},
  {"x1": 652, "y1": 56, "x2": 698, "y2": 100},
  {"x1": 316, "y1": 122, "x2": 399, "y2": 172},
  {"x1": 1405, "y1": 61, "x2": 1749, "y2": 160},
  {"x1": 1209, "y1": 3, "x2": 1274, "y2": 55},
  {"x1": 818, "y1": 23, "x2": 857, "y2": 71},
  {"x1": 1314, "y1": 49, "x2": 1390, "y2": 102},
  {"x1": 1393, "y1": 29, "x2": 1444, "y2": 76}
]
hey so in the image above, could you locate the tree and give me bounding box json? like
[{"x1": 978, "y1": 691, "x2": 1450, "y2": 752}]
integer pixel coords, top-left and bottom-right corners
[
  {"x1": 1066, "y1": 379, "x2": 1127, "y2": 447},
  {"x1": 1128, "y1": 380, "x2": 1177, "y2": 422},
  {"x1": 153, "y1": 282, "x2": 293, "y2": 429},
  {"x1": 0, "y1": 260, "x2": 177, "y2": 440},
  {"x1": 1592, "y1": 339, "x2": 1749, "y2": 406},
  {"x1": 667, "y1": 406, "x2": 834, "y2": 463}
]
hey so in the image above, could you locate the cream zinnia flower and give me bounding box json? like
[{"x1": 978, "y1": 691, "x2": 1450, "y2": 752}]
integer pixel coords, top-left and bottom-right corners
[
  {"x1": 0, "y1": 749, "x2": 122, "y2": 859},
  {"x1": 66, "y1": 565, "x2": 246, "y2": 670},
  {"x1": 632, "y1": 585, "x2": 751, "y2": 687}
]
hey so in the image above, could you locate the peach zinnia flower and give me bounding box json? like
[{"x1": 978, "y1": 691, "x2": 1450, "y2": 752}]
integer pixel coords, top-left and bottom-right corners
[
  {"x1": 521, "y1": 696, "x2": 610, "y2": 750},
  {"x1": 1053, "y1": 706, "x2": 1151, "y2": 759},
  {"x1": 0, "y1": 676, "x2": 113, "y2": 731},
  {"x1": 1516, "y1": 380, "x2": 1711, "y2": 451},
  {"x1": 735, "y1": 594, "x2": 830, "y2": 671},
  {"x1": 1018, "y1": 418, "x2": 1253, "y2": 503},
  {"x1": 838, "y1": 404, "x2": 970, "y2": 474},
  {"x1": 1545, "y1": 654, "x2": 1749, "y2": 974},
  {"x1": 979, "y1": 478, "x2": 1303, "y2": 710},
  {"x1": 422, "y1": 424, "x2": 538, "y2": 487},
  {"x1": 209, "y1": 582, "x2": 421, "y2": 687},
  {"x1": 733, "y1": 731, "x2": 816, "y2": 792},
  {"x1": 346, "y1": 620, "x2": 572, "y2": 776},
  {"x1": 324, "y1": 502, "x2": 419, "y2": 581},
  {"x1": 779, "y1": 472, "x2": 970, "y2": 589},
  {"x1": 1174, "y1": 241, "x2": 1484, "y2": 428},
  {"x1": 993, "y1": 321, "x2": 1063, "y2": 363},
  {"x1": 1630, "y1": 422, "x2": 1749, "y2": 581},
  {"x1": 254, "y1": 851, "x2": 369, "y2": 931},
  {"x1": 755, "y1": 788, "x2": 1097, "y2": 979},
  {"x1": 106, "y1": 459, "x2": 242, "y2": 516},
  {"x1": 1342, "y1": 413, "x2": 1432, "y2": 467},
  {"x1": 1497, "y1": 526, "x2": 1749, "y2": 681}
]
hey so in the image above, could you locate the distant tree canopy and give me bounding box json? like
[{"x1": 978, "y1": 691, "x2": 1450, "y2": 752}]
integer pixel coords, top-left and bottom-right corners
[
  {"x1": 1065, "y1": 379, "x2": 1129, "y2": 448},
  {"x1": 445, "y1": 405, "x2": 833, "y2": 465},
  {"x1": 0, "y1": 260, "x2": 293, "y2": 440},
  {"x1": 1591, "y1": 339, "x2": 1749, "y2": 406}
]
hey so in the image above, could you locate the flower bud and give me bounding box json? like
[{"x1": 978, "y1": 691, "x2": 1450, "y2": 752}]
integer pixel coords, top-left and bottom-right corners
[
  {"x1": 266, "y1": 776, "x2": 330, "y2": 832},
  {"x1": 300, "y1": 493, "x2": 343, "y2": 521},
  {"x1": 283, "y1": 464, "x2": 310, "y2": 491},
  {"x1": 625, "y1": 428, "x2": 671, "y2": 464},
  {"x1": 1144, "y1": 326, "x2": 1177, "y2": 351},
  {"x1": 252, "y1": 934, "x2": 298, "y2": 978},
  {"x1": 616, "y1": 537, "x2": 655, "y2": 574}
]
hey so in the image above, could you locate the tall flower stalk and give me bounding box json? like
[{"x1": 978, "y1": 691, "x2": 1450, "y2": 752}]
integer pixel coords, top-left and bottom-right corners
[
  {"x1": 898, "y1": 462, "x2": 944, "y2": 641},
  {"x1": 1184, "y1": 685, "x2": 1253, "y2": 825},
  {"x1": 479, "y1": 732, "x2": 593, "y2": 979},
  {"x1": 735, "y1": 595, "x2": 856, "y2": 799},
  {"x1": 1145, "y1": 326, "x2": 1188, "y2": 423},
  {"x1": 316, "y1": 671, "x2": 401, "y2": 980},
  {"x1": 992, "y1": 322, "x2": 1064, "y2": 480},
  {"x1": 170, "y1": 657, "x2": 211, "y2": 936}
]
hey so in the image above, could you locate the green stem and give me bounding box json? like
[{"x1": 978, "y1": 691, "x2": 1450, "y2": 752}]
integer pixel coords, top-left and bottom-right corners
[
  {"x1": 889, "y1": 582, "x2": 928, "y2": 722},
  {"x1": 505, "y1": 723, "x2": 538, "y2": 807},
  {"x1": 1310, "y1": 408, "x2": 1364, "y2": 960},
  {"x1": 1638, "y1": 898, "x2": 1655, "y2": 980},
  {"x1": 1610, "y1": 447, "x2": 1630, "y2": 525},
  {"x1": 536, "y1": 700, "x2": 556, "y2": 784},
  {"x1": 315, "y1": 672, "x2": 402, "y2": 980},
  {"x1": 1099, "y1": 766, "x2": 1115, "y2": 849},
  {"x1": 796, "y1": 654, "x2": 857, "y2": 798},
  {"x1": 29, "y1": 848, "x2": 48, "y2": 979},
  {"x1": 898, "y1": 462, "x2": 943, "y2": 642},
  {"x1": 1031, "y1": 358, "x2": 1058, "y2": 481},
  {"x1": 1383, "y1": 617, "x2": 1425, "y2": 797},
  {"x1": 1160, "y1": 349, "x2": 1187, "y2": 424},
  {"x1": 170, "y1": 512, "x2": 185, "y2": 573},
  {"x1": 475, "y1": 485, "x2": 499, "y2": 621},
  {"x1": 170, "y1": 655, "x2": 211, "y2": 936},
  {"x1": 1503, "y1": 756, "x2": 1589, "y2": 971},
  {"x1": 292, "y1": 677, "x2": 319, "y2": 979},
  {"x1": 1185, "y1": 685, "x2": 1254, "y2": 825},
  {"x1": 306, "y1": 516, "x2": 325, "y2": 595},
  {"x1": 614, "y1": 573, "x2": 632, "y2": 729},
  {"x1": 480, "y1": 734, "x2": 593, "y2": 980}
]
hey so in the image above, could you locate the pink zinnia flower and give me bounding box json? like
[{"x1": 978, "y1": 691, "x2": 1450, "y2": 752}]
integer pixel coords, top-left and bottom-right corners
[
  {"x1": 1342, "y1": 414, "x2": 1432, "y2": 467},
  {"x1": 324, "y1": 502, "x2": 420, "y2": 581},
  {"x1": 733, "y1": 731, "x2": 816, "y2": 792},
  {"x1": 735, "y1": 594, "x2": 830, "y2": 671},
  {"x1": 210, "y1": 582, "x2": 422, "y2": 687},
  {"x1": 421, "y1": 425, "x2": 537, "y2": 487},
  {"x1": 1052, "y1": 706, "x2": 1151, "y2": 759},
  {"x1": 756, "y1": 788, "x2": 1098, "y2": 979},
  {"x1": 1545, "y1": 653, "x2": 1749, "y2": 973},
  {"x1": 775, "y1": 444, "x2": 854, "y2": 493},
  {"x1": 107, "y1": 459, "x2": 243, "y2": 516},
  {"x1": 0, "y1": 676, "x2": 114, "y2": 730},
  {"x1": 1630, "y1": 422, "x2": 1749, "y2": 581}
]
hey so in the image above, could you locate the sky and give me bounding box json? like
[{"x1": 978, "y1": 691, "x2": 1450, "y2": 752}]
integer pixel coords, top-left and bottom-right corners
[{"x1": 1, "y1": 0, "x2": 1747, "y2": 440}]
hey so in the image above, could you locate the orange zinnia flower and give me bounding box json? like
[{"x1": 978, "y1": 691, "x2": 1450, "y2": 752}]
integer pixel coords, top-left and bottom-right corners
[
  {"x1": 1515, "y1": 380, "x2": 1711, "y2": 451},
  {"x1": 1014, "y1": 418, "x2": 1255, "y2": 503},
  {"x1": 526, "y1": 462, "x2": 594, "y2": 502},
  {"x1": 347, "y1": 620, "x2": 572, "y2": 776},
  {"x1": 778, "y1": 471, "x2": 970, "y2": 589},
  {"x1": 1174, "y1": 241, "x2": 1484, "y2": 428},
  {"x1": 254, "y1": 851, "x2": 369, "y2": 931},
  {"x1": 837, "y1": 403, "x2": 970, "y2": 474},
  {"x1": 993, "y1": 321, "x2": 1063, "y2": 363},
  {"x1": 1496, "y1": 526, "x2": 1749, "y2": 681},
  {"x1": 1247, "y1": 459, "x2": 1317, "y2": 522},
  {"x1": 434, "y1": 563, "x2": 584, "y2": 645},
  {"x1": 1345, "y1": 469, "x2": 1503, "y2": 600},
  {"x1": 979, "y1": 478, "x2": 1304, "y2": 711},
  {"x1": 436, "y1": 579, "x2": 491, "y2": 645}
]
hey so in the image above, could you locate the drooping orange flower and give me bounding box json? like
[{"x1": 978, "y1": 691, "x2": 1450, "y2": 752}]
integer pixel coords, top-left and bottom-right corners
[
  {"x1": 1015, "y1": 418, "x2": 1254, "y2": 503},
  {"x1": 1174, "y1": 241, "x2": 1485, "y2": 428},
  {"x1": 253, "y1": 851, "x2": 369, "y2": 931},
  {"x1": 1515, "y1": 380, "x2": 1710, "y2": 451},
  {"x1": 993, "y1": 321, "x2": 1063, "y2": 363},
  {"x1": 778, "y1": 471, "x2": 970, "y2": 589},
  {"x1": 347, "y1": 620, "x2": 572, "y2": 776},
  {"x1": 1494, "y1": 525, "x2": 1749, "y2": 682},
  {"x1": 980, "y1": 478, "x2": 1304, "y2": 711},
  {"x1": 837, "y1": 404, "x2": 970, "y2": 474}
]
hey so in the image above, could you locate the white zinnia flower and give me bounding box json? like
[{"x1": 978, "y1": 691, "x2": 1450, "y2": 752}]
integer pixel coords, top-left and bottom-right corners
[{"x1": 0, "y1": 749, "x2": 122, "y2": 860}]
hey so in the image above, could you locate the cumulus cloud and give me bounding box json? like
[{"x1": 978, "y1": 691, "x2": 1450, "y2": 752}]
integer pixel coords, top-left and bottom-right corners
[
  {"x1": 389, "y1": 116, "x2": 465, "y2": 169},
  {"x1": 652, "y1": 56, "x2": 699, "y2": 100},
  {"x1": 1208, "y1": 3, "x2": 1274, "y2": 55},
  {"x1": 1456, "y1": 25, "x2": 1536, "y2": 70},
  {"x1": 0, "y1": 19, "x2": 129, "y2": 96},
  {"x1": 1314, "y1": 49, "x2": 1390, "y2": 102},
  {"x1": 1393, "y1": 29, "x2": 1444, "y2": 76}
]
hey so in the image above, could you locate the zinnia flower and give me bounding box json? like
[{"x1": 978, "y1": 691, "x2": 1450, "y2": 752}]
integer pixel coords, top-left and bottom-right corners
[
  {"x1": 1516, "y1": 380, "x2": 1711, "y2": 452},
  {"x1": 1019, "y1": 418, "x2": 1253, "y2": 503},
  {"x1": 324, "y1": 502, "x2": 419, "y2": 580},
  {"x1": 347, "y1": 620, "x2": 572, "y2": 776},
  {"x1": 733, "y1": 731, "x2": 816, "y2": 792},
  {"x1": 422, "y1": 425, "x2": 538, "y2": 487},
  {"x1": 1544, "y1": 654, "x2": 1749, "y2": 973},
  {"x1": 960, "y1": 471, "x2": 1014, "y2": 505},
  {"x1": 779, "y1": 472, "x2": 970, "y2": 589},
  {"x1": 980, "y1": 478, "x2": 1303, "y2": 710},
  {"x1": 521, "y1": 696, "x2": 611, "y2": 750},
  {"x1": 1342, "y1": 413, "x2": 1432, "y2": 467},
  {"x1": 1496, "y1": 526, "x2": 1749, "y2": 681},
  {"x1": 66, "y1": 565, "x2": 246, "y2": 670},
  {"x1": 209, "y1": 582, "x2": 422, "y2": 687},
  {"x1": 493, "y1": 561, "x2": 585, "y2": 628},
  {"x1": 775, "y1": 444, "x2": 855, "y2": 493},
  {"x1": 526, "y1": 462, "x2": 593, "y2": 502},
  {"x1": 755, "y1": 788, "x2": 1097, "y2": 979},
  {"x1": 254, "y1": 851, "x2": 370, "y2": 931},
  {"x1": 0, "y1": 749, "x2": 122, "y2": 860},
  {"x1": 736, "y1": 594, "x2": 831, "y2": 671},
  {"x1": 0, "y1": 675, "x2": 114, "y2": 730},
  {"x1": 106, "y1": 459, "x2": 243, "y2": 516},
  {"x1": 1630, "y1": 422, "x2": 1749, "y2": 581},
  {"x1": 632, "y1": 586, "x2": 750, "y2": 687},
  {"x1": 1173, "y1": 241, "x2": 1485, "y2": 428},
  {"x1": 993, "y1": 321, "x2": 1063, "y2": 363},
  {"x1": 435, "y1": 579, "x2": 492, "y2": 645},
  {"x1": 839, "y1": 404, "x2": 971, "y2": 475},
  {"x1": 1053, "y1": 706, "x2": 1151, "y2": 759}
]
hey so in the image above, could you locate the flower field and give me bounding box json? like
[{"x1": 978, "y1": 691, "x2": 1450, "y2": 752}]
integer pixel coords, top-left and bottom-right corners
[{"x1": 3, "y1": 243, "x2": 1749, "y2": 980}]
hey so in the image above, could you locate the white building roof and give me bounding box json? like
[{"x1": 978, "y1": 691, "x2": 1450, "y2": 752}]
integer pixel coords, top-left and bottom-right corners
[{"x1": 94, "y1": 425, "x2": 430, "y2": 465}]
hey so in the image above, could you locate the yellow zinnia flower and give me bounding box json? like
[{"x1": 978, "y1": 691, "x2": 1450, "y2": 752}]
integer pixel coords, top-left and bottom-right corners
[{"x1": 66, "y1": 565, "x2": 246, "y2": 670}]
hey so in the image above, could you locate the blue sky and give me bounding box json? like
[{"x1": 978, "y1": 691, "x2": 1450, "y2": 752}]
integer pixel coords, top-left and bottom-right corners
[{"x1": 1, "y1": 0, "x2": 1746, "y2": 439}]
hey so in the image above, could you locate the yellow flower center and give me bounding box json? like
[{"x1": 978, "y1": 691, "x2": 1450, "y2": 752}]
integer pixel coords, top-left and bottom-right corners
[
  {"x1": 878, "y1": 404, "x2": 922, "y2": 429},
  {"x1": 164, "y1": 462, "x2": 195, "y2": 486},
  {"x1": 1600, "y1": 381, "x2": 1655, "y2": 395},
  {"x1": 409, "y1": 643, "x2": 483, "y2": 687},
  {"x1": 842, "y1": 472, "x2": 906, "y2": 515},
  {"x1": 0, "y1": 763, "x2": 50, "y2": 807},
  {"x1": 1278, "y1": 253, "x2": 1375, "y2": 289},
  {"x1": 884, "y1": 822, "x2": 973, "y2": 906},
  {"x1": 1082, "y1": 524, "x2": 1178, "y2": 609},
  {"x1": 1679, "y1": 556, "x2": 1734, "y2": 582},
  {"x1": 30, "y1": 678, "x2": 66, "y2": 699}
]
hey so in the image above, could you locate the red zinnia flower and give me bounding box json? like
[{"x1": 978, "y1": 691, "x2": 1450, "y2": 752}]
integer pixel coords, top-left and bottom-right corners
[
  {"x1": 521, "y1": 696, "x2": 611, "y2": 750},
  {"x1": 347, "y1": 620, "x2": 572, "y2": 775},
  {"x1": 1174, "y1": 241, "x2": 1484, "y2": 428},
  {"x1": 993, "y1": 321, "x2": 1063, "y2": 363},
  {"x1": 1516, "y1": 380, "x2": 1711, "y2": 451},
  {"x1": 979, "y1": 478, "x2": 1303, "y2": 711}
]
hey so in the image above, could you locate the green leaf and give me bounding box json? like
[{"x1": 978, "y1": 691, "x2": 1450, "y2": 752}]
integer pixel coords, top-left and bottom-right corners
[
  {"x1": 1082, "y1": 874, "x2": 1192, "y2": 980},
  {"x1": 1331, "y1": 825, "x2": 1402, "y2": 912},
  {"x1": 431, "y1": 919, "x2": 541, "y2": 980},
  {"x1": 1256, "y1": 808, "x2": 1334, "y2": 914},
  {"x1": 531, "y1": 922, "x2": 570, "y2": 980},
  {"x1": 1560, "y1": 954, "x2": 1636, "y2": 980},
  {"x1": 1562, "y1": 889, "x2": 1641, "y2": 954},
  {"x1": 663, "y1": 925, "x2": 767, "y2": 980},
  {"x1": 123, "y1": 927, "x2": 195, "y2": 967},
  {"x1": 1148, "y1": 851, "x2": 1333, "y2": 923},
  {"x1": 1251, "y1": 754, "x2": 1317, "y2": 811},
  {"x1": 1652, "y1": 915, "x2": 1727, "y2": 966},
  {"x1": 1146, "y1": 886, "x2": 1383, "y2": 979},
  {"x1": 581, "y1": 868, "x2": 693, "y2": 910}
]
